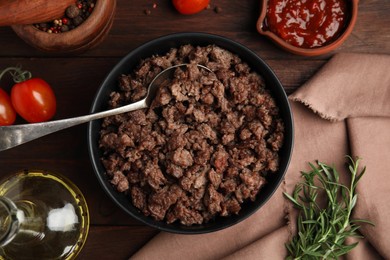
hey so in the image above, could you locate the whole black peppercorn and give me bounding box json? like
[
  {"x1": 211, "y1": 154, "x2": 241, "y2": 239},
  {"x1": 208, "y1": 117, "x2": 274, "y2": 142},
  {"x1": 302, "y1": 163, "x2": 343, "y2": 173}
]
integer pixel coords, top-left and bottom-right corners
[
  {"x1": 33, "y1": 0, "x2": 96, "y2": 34},
  {"x1": 72, "y1": 16, "x2": 84, "y2": 26},
  {"x1": 61, "y1": 25, "x2": 70, "y2": 32},
  {"x1": 39, "y1": 23, "x2": 48, "y2": 29},
  {"x1": 214, "y1": 6, "x2": 222, "y2": 13},
  {"x1": 66, "y1": 5, "x2": 81, "y2": 19}
]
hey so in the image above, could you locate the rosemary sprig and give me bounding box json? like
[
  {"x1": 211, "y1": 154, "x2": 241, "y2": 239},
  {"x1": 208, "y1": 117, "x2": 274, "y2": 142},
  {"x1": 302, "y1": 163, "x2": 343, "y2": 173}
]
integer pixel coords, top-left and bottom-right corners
[{"x1": 284, "y1": 156, "x2": 374, "y2": 259}]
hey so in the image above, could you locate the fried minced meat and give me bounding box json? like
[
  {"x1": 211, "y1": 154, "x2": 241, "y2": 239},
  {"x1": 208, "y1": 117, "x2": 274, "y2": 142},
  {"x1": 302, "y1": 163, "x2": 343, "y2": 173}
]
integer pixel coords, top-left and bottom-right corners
[{"x1": 99, "y1": 45, "x2": 284, "y2": 226}]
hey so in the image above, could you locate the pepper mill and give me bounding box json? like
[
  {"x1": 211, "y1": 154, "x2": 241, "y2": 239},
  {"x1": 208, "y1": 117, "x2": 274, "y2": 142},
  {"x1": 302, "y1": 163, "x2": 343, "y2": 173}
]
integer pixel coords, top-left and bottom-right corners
[{"x1": 0, "y1": 0, "x2": 75, "y2": 26}]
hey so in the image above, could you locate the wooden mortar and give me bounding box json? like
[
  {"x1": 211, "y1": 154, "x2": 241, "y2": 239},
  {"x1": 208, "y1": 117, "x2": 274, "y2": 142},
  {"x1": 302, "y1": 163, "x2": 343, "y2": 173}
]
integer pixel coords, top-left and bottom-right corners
[{"x1": 11, "y1": 0, "x2": 116, "y2": 54}]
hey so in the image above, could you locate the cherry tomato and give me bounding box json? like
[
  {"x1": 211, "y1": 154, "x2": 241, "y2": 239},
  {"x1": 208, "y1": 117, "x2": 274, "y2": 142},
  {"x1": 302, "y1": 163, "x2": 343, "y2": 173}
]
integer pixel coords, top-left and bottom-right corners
[
  {"x1": 172, "y1": 0, "x2": 210, "y2": 15},
  {"x1": 0, "y1": 88, "x2": 16, "y2": 126},
  {"x1": 11, "y1": 78, "x2": 56, "y2": 123}
]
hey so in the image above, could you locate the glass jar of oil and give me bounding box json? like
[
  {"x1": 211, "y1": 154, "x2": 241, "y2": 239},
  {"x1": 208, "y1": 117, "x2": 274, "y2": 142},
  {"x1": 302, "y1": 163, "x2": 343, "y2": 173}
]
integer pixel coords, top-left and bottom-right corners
[{"x1": 0, "y1": 170, "x2": 89, "y2": 259}]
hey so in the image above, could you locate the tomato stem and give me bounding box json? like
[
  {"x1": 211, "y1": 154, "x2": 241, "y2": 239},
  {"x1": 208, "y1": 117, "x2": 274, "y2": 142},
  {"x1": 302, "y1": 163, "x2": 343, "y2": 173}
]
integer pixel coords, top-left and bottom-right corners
[{"x1": 0, "y1": 66, "x2": 32, "y2": 83}]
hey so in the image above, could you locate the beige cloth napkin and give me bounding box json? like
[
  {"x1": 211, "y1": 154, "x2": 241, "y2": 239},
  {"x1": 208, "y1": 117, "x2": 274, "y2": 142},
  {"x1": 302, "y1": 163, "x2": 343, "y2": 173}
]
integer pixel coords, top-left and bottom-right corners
[{"x1": 131, "y1": 53, "x2": 390, "y2": 260}]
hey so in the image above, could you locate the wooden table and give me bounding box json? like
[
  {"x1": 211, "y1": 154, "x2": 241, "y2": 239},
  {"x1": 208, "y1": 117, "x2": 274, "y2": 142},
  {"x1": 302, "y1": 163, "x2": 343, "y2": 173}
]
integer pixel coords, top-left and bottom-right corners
[{"x1": 0, "y1": 1, "x2": 389, "y2": 259}]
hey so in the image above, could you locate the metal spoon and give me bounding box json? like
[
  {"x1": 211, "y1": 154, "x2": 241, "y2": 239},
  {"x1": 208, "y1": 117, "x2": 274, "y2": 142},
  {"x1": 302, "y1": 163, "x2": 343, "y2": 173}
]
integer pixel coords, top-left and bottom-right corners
[{"x1": 0, "y1": 64, "x2": 212, "y2": 152}]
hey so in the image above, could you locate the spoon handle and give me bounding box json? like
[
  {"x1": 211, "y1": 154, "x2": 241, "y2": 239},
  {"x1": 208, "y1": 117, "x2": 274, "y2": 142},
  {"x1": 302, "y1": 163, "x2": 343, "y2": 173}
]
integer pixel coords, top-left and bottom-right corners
[{"x1": 0, "y1": 99, "x2": 147, "y2": 152}]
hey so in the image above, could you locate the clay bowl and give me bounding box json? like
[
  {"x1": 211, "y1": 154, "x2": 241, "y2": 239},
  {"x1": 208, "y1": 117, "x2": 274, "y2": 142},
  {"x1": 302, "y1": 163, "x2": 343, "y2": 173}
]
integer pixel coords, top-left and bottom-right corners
[
  {"x1": 87, "y1": 32, "x2": 294, "y2": 234},
  {"x1": 11, "y1": 0, "x2": 116, "y2": 54},
  {"x1": 256, "y1": 0, "x2": 359, "y2": 56}
]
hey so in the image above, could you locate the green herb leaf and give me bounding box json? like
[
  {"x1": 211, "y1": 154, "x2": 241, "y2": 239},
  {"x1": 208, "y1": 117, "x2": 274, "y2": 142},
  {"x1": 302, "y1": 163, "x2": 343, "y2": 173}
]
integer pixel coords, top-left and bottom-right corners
[{"x1": 284, "y1": 157, "x2": 374, "y2": 259}]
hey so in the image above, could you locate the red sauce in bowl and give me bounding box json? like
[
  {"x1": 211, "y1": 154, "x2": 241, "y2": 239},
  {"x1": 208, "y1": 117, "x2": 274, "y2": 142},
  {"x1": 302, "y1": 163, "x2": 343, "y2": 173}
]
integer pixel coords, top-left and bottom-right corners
[{"x1": 265, "y1": 0, "x2": 348, "y2": 48}]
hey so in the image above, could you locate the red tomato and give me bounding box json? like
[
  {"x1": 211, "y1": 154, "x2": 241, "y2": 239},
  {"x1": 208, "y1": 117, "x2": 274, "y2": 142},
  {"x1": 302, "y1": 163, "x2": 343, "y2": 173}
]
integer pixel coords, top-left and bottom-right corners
[
  {"x1": 0, "y1": 88, "x2": 16, "y2": 126},
  {"x1": 172, "y1": 0, "x2": 210, "y2": 15},
  {"x1": 11, "y1": 78, "x2": 56, "y2": 123}
]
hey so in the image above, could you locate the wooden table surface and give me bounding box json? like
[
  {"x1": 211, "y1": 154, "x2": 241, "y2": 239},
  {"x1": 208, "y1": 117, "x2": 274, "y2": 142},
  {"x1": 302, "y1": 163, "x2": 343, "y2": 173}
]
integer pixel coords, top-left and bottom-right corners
[{"x1": 0, "y1": 1, "x2": 389, "y2": 259}]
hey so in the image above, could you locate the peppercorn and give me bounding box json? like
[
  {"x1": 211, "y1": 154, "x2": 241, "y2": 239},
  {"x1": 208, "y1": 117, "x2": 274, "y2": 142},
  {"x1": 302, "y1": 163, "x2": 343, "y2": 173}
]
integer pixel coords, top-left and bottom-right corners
[
  {"x1": 66, "y1": 4, "x2": 80, "y2": 19},
  {"x1": 214, "y1": 6, "x2": 222, "y2": 13},
  {"x1": 34, "y1": 0, "x2": 96, "y2": 34},
  {"x1": 62, "y1": 18, "x2": 69, "y2": 25},
  {"x1": 72, "y1": 16, "x2": 84, "y2": 26},
  {"x1": 39, "y1": 23, "x2": 48, "y2": 29},
  {"x1": 61, "y1": 25, "x2": 70, "y2": 32}
]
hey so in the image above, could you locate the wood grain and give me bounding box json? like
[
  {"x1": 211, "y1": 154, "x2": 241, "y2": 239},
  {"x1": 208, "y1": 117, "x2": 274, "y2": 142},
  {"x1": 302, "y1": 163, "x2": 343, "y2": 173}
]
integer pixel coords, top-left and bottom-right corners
[
  {"x1": 0, "y1": 0, "x2": 389, "y2": 258},
  {"x1": 77, "y1": 226, "x2": 158, "y2": 259},
  {"x1": 0, "y1": 0, "x2": 74, "y2": 26}
]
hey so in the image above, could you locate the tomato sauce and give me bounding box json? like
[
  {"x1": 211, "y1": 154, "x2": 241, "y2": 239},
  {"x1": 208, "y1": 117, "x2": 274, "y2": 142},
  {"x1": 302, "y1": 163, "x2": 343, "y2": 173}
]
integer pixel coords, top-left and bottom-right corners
[{"x1": 265, "y1": 0, "x2": 348, "y2": 48}]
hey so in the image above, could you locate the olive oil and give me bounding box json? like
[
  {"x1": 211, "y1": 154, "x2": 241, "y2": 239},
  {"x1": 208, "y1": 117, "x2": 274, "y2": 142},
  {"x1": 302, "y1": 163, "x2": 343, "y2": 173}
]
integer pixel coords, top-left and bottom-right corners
[{"x1": 0, "y1": 170, "x2": 89, "y2": 260}]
